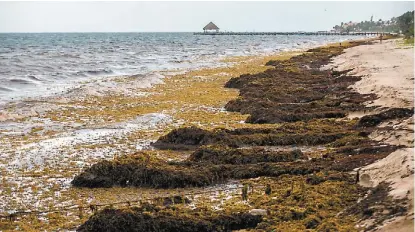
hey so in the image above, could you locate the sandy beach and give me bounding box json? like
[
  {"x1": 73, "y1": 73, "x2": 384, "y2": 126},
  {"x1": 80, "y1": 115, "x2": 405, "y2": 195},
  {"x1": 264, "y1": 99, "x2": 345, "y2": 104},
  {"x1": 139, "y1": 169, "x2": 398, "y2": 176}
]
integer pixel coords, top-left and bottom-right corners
[
  {"x1": 0, "y1": 1, "x2": 413, "y2": 231},
  {"x1": 0, "y1": 37, "x2": 413, "y2": 231},
  {"x1": 329, "y1": 39, "x2": 414, "y2": 231}
]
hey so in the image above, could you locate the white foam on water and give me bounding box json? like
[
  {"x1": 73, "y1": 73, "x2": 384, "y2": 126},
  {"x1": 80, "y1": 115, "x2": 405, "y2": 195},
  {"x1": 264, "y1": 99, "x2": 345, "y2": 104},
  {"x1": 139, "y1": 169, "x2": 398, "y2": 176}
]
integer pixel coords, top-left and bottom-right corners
[
  {"x1": 7, "y1": 113, "x2": 172, "y2": 170},
  {"x1": 0, "y1": 33, "x2": 370, "y2": 105}
]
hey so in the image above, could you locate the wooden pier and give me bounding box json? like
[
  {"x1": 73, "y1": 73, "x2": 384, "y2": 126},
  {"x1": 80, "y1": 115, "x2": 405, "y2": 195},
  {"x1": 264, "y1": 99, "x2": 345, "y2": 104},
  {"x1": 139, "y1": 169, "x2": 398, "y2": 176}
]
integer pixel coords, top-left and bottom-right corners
[{"x1": 194, "y1": 31, "x2": 390, "y2": 36}]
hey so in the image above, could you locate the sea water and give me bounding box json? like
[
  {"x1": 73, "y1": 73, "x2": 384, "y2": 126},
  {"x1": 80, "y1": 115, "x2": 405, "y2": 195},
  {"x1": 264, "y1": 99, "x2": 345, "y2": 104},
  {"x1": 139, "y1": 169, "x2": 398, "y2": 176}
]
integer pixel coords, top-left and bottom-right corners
[{"x1": 0, "y1": 32, "x2": 367, "y2": 104}]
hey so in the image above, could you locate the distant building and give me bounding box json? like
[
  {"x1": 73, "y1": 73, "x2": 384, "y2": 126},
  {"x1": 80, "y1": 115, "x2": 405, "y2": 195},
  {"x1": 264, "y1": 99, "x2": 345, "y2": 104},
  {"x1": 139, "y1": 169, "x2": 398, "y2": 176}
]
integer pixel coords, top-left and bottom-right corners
[{"x1": 203, "y1": 22, "x2": 219, "y2": 33}]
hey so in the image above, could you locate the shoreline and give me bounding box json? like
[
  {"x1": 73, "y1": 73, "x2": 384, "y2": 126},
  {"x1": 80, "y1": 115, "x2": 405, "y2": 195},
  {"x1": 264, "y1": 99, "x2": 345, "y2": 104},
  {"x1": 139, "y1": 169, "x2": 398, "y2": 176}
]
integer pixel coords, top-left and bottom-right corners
[
  {"x1": 74, "y1": 38, "x2": 406, "y2": 231},
  {"x1": 0, "y1": 45, "x2": 301, "y2": 230},
  {"x1": 0, "y1": 34, "x2": 369, "y2": 108},
  {"x1": 1, "y1": 36, "x2": 412, "y2": 231}
]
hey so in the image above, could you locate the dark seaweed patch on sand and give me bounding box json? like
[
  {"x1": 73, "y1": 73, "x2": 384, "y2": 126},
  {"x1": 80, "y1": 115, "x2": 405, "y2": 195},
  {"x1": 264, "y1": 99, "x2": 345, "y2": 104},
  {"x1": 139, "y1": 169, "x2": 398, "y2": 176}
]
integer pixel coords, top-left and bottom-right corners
[
  {"x1": 224, "y1": 43, "x2": 376, "y2": 124},
  {"x1": 343, "y1": 182, "x2": 408, "y2": 230},
  {"x1": 152, "y1": 126, "x2": 349, "y2": 150},
  {"x1": 78, "y1": 206, "x2": 262, "y2": 232},
  {"x1": 189, "y1": 145, "x2": 305, "y2": 164},
  {"x1": 72, "y1": 135, "x2": 394, "y2": 189},
  {"x1": 357, "y1": 107, "x2": 414, "y2": 128},
  {"x1": 72, "y1": 153, "x2": 323, "y2": 188},
  {"x1": 75, "y1": 40, "x2": 402, "y2": 231}
]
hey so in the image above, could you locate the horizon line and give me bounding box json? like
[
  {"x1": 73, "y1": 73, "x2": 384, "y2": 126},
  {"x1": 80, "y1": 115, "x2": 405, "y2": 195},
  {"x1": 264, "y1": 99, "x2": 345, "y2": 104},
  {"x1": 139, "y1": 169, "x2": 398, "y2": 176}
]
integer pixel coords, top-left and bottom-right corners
[{"x1": 0, "y1": 30, "x2": 341, "y2": 34}]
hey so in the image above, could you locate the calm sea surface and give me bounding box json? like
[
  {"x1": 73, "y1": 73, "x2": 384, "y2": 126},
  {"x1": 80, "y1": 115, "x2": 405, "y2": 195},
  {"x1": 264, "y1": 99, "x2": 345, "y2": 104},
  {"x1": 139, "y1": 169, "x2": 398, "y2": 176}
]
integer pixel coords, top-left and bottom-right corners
[{"x1": 0, "y1": 32, "x2": 367, "y2": 104}]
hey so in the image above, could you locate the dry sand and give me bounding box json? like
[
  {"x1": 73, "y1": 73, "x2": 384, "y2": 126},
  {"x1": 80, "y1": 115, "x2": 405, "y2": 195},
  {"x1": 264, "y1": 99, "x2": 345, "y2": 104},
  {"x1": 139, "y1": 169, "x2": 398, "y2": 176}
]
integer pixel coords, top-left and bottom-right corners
[
  {"x1": 328, "y1": 39, "x2": 414, "y2": 231},
  {"x1": 329, "y1": 39, "x2": 414, "y2": 109}
]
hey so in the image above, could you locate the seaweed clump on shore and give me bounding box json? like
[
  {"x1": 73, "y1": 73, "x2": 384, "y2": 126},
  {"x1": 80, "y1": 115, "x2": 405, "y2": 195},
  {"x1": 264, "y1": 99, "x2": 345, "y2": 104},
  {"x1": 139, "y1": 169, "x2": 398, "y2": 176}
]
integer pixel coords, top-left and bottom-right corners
[
  {"x1": 151, "y1": 126, "x2": 216, "y2": 150},
  {"x1": 74, "y1": 40, "x2": 406, "y2": 231},
  {"x1": 357, "y1": 107, "x2": 414, "y2": 128},
  {"x1": 152, "y1": 121, "x2": 354, "y2": 150},
  {"x1": 72, "y1": 139, "x2": 395, "y2": 189},
  {"x1": 78, "y1": 206, "x2": 262, "y2": 232},
  {"x1": 224, "y1": 42, "x2": 376, "y2": 124},
  {"x1": 154, "y1": 195, "x2": 192, "y2": 206},
  {"x1": 189, "y1": 145, "x2": 305, "y2": 164},
  {"x1": 72, "y1": 153, "x2": 325, "y2": 188},
  {"x1": 71, "y1": 155, "x2": 214, "y2": 188},
  {"x1": 343, "y1": 182, "x2": 408, "y2": 231}
]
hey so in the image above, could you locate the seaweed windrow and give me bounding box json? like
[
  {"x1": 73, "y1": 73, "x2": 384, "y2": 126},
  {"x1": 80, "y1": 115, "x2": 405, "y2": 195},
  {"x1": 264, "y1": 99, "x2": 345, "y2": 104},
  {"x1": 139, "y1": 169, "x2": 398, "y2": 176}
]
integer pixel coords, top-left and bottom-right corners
[
  {"x1": 78, "y1": 207, "x2": 262, "y2": 232},
  {"x1": 75, "y1": 40, "x2": 407, "y2": 231},
  {"x1": 189, "y1": 145, "x2": 305, "y2": 164},
  {"x1": 357, "y1": 107, "x2": 414, "y2": 128},
  {"x1": 224, "y1": 42, "x2": 376, "y2": 124},
  {"x1": 153, "y1": 126, "x2": 348, "y2": 150},
  {"x1": 74, "y1": 41, "x2": 401, "y2": 190},
  {"x1": 72, "y1": 147, "x2": 390, "y2": 189},
  {"x1": 152, "y1": 120, "x2": 356, "y2": 150}
]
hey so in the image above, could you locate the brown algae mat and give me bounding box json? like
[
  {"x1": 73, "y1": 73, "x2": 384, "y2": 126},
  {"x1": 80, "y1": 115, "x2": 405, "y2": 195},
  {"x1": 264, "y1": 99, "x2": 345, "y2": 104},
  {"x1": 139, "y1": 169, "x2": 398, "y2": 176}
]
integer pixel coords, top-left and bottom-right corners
[
  {"x1": 0, "y1": 52, "x2": 294, "y2": 231},
  {"x1": 78, "y1": 206, "x2": 263, "y2": 232},
  {"x1": 2, "y1": 38, "x2": 409, "y2": 231},
  {"x1": 72, "y1": 39, "x2": 414, "y2": 231}
]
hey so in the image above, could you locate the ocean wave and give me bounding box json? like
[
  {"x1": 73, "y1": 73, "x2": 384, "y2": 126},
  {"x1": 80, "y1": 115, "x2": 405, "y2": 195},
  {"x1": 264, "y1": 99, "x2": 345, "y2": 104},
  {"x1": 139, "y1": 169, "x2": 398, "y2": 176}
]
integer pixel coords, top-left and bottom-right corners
[
  {"x1": 0, "y1": 33, "x2": 368, "y2": 104},
  {"x1": 130, "y1": 72, "x2": 165, "y2": 80},
  {"x1": 0, "y1": 86, "x2": 14, "y2": 92},
  {"x1": 28, "y1": 75, "x2": 41, "y2": 81},
  {"x1": 71, "y1": 72, "x2": 88, "y2": 77},
  {"x1": 9, "y1": 78, "x2": 35, "y2": 85},
  {"x1": 61, "y1": 54, "x2": 81, "y2": 58},
  {"x1": 85, "y1": 69, "x2": 114, "y2": 76}
]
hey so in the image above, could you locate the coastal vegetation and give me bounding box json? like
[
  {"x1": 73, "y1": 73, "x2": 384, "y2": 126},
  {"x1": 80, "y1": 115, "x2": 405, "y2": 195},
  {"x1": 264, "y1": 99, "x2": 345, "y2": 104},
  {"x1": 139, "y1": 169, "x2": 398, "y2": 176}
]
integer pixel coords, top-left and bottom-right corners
[
  {"x1": 333, "y1": 11, "x2": 414, "y2": 38},
  {"x1": 404, "y1": 37, "x2": 414, "y2": 45},
  {"x1": 397, "y1": 11, "x2": 414, "y2": 38}
]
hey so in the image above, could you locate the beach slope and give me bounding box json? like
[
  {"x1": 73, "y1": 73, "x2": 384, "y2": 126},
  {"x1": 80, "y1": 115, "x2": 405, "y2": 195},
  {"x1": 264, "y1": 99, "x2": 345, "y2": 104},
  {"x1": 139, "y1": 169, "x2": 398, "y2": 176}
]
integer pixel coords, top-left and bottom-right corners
[{"x1": 328, "y1": 39, "x2": 414, "y2": 231}]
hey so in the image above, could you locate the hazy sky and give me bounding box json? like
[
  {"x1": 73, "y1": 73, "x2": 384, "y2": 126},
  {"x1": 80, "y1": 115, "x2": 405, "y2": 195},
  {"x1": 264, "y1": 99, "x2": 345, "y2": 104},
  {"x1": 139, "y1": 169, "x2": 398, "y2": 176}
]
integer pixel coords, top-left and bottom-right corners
[{"x1": 0, "y1": 1, "x2": 413, "y2": 32}]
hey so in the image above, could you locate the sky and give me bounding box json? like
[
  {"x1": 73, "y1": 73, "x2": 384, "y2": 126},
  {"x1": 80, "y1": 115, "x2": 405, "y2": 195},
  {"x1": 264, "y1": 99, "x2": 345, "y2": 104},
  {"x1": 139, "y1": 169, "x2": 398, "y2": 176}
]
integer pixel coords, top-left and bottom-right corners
[{"x1": 0, "y1": 1, "x2": 413, "y2": 32}]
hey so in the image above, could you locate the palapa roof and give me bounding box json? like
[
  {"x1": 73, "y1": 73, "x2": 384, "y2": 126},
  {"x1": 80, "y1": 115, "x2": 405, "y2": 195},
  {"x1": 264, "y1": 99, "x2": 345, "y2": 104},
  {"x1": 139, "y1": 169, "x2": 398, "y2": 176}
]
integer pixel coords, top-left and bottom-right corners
[{"x1": 203, "y1": 22, "x2": 219, "y2": 30}]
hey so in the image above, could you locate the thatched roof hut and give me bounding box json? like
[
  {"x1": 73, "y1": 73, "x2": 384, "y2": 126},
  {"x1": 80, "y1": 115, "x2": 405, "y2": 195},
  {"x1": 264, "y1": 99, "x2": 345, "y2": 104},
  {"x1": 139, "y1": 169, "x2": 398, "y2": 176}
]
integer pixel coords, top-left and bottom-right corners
[{"x1": 203, "y1": 22, "x2": 219, "y2": 32}]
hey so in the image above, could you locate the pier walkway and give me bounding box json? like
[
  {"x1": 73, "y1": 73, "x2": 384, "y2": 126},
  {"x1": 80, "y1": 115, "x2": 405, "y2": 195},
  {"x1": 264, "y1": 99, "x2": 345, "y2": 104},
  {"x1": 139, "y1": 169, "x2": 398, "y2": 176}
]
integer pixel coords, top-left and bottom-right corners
[{"x1": 194, "y1": 31, "x2": 391, "y2": 36}]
